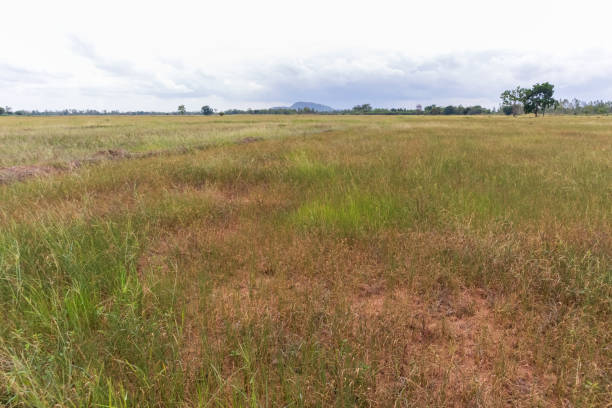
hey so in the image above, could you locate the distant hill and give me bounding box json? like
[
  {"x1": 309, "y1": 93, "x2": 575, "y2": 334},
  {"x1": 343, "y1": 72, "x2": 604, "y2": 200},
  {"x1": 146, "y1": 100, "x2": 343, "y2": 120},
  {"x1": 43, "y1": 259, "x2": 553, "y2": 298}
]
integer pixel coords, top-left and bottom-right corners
[
  {"x1": 290, "y1": 102, "x2": 334, "y2": 112},
  {"x1": 271, "y1": 102, "x2": 334, "y2": 112}
]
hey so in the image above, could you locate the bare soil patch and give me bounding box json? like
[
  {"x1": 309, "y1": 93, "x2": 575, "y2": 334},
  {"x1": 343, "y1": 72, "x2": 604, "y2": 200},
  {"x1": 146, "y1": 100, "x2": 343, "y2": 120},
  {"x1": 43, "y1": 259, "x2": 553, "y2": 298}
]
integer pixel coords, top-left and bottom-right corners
[
  {"x1": 0, "y1": 165, "x2": 56, "y2": 184},
  {"x1": 235, "y1": 136, "x2": 263, "y2": 144}
]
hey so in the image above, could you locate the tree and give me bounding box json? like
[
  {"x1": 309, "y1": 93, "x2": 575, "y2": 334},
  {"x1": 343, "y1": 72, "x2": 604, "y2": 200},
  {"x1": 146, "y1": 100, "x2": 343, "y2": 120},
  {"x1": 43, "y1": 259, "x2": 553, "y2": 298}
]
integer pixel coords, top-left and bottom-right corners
[
  {"x1": 201, "y1": 105, "x2": 213, "y2": 115},
  {"x1": 443, "y1": 105, "x2": 456, "y2": 115},
  {"x1": 500, "y1": 86, "x2": 526, "y2": 116},
  {"x1": 177, "y1": 105, "x2": 186, "y2": 115},
  {"x1": 0, "y1": 106, "x2": 4, "y2": 115},
  {"x1": 352, "y1": 104, "x2": 372, "y2": 113},
  {"x1": 522, "y1": 82, "x2": 556, "y2": 117},
  {"x1": 467, "y1": 105, "x2": 484, "y2": 115},
  {"x1": 424, "y1": 105, "x2": 441, "y2": 115}
]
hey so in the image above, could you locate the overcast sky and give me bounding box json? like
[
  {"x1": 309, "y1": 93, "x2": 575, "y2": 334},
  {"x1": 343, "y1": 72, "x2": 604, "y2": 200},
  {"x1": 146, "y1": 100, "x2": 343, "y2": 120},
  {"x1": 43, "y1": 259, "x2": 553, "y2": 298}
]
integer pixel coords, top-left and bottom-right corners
[{"x1": 2, "y1": 0, "x2": 611, "y2": 111}]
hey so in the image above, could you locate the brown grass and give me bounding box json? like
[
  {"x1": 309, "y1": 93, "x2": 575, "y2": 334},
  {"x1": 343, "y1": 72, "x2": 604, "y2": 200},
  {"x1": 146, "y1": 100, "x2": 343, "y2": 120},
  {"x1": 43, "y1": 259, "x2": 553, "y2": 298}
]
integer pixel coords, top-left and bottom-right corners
[{"x1": 1, "y1": 115, "x2": 609, "y2": 406}]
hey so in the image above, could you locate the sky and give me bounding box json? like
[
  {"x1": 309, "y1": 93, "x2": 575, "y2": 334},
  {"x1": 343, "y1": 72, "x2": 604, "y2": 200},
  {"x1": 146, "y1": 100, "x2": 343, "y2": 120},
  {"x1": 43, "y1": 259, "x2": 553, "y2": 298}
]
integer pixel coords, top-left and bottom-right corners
[{"x1": 1, "y1": 0, "x2": 611, "y2": 111}]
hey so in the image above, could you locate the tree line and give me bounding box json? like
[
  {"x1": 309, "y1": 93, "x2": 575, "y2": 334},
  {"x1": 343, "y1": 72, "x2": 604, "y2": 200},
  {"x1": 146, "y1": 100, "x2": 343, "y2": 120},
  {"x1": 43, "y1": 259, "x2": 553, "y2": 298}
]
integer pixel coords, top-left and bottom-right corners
[
  {"x1": 220, "y1": 104, "x2": 492, "y2": 115},
  {"x1": 2, "y1": 86, "x2": 611, "y2": 116},
  {"x1": 498, "y1": 82, "x2": 612, "y2": 116},
  {"x1": 553, "y1": 99, "x2": 612, "y2": 115}
]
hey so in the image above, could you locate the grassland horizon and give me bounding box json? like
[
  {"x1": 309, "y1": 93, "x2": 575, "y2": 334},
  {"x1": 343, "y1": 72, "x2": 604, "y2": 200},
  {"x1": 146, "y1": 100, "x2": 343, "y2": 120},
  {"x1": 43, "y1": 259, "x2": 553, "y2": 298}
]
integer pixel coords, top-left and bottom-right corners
[{"x1": 0, "y1": 115, "x2": 610, "y2": 406}]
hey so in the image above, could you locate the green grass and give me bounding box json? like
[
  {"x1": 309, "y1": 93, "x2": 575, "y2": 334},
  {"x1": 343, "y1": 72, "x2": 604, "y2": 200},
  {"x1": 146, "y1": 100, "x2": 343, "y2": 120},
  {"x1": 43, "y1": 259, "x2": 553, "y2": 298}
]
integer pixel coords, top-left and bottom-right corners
[
  {"x1": 0, "y1": 115, "x2": 351, "y2": 167},
  {"x1": 0, "y1": 115, "x2": 610, "y2": 406}
]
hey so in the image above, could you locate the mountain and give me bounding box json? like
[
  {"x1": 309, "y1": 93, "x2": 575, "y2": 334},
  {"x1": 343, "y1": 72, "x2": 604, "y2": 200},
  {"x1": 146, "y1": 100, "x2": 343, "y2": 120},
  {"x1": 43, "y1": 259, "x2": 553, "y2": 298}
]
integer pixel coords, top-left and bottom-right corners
[
  {"x1": 271, "y1": 102, "x2": 335, "y2": 112},
  {"x1": 290, "y1": 102, "x2": 334, "y2": 112}
]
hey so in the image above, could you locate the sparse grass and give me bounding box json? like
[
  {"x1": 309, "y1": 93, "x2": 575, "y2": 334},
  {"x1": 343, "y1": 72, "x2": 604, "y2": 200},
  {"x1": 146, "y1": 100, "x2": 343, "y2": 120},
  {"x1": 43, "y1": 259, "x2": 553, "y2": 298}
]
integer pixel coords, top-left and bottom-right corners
[{"x1": 0, "y1": 115, "x2": 610, "y2": 406}]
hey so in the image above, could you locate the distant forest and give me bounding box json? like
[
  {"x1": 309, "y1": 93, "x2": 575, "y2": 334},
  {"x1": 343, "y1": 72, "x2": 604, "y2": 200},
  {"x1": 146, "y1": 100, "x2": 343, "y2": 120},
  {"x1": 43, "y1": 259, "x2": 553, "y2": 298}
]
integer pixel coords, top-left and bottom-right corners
[{"x1": 1, "y1": 99, "x2": 610, "y2": 116}]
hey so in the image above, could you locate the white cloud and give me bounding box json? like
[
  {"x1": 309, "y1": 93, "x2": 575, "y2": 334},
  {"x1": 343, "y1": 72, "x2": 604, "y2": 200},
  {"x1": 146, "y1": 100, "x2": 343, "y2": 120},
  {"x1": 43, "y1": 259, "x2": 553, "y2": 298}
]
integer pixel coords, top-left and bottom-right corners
[{"x1": 1, "y1": 0, "x2": 611, "y2": 110}]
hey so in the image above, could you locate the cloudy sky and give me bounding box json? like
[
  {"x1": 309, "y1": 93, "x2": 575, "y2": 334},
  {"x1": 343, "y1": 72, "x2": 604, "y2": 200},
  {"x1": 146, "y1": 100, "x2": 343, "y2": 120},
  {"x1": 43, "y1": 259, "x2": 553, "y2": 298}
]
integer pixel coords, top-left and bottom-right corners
[{"x1": 2, "y1": 0, "x2": 611, "y2": 111}]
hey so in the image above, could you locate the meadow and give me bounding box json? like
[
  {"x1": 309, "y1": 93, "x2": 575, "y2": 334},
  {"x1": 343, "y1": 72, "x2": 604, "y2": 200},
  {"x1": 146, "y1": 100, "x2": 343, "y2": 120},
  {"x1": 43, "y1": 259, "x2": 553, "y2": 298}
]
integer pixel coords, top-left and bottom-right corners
[{"x1": 0, "y1": 115, "x2": 610, "y2": 407}]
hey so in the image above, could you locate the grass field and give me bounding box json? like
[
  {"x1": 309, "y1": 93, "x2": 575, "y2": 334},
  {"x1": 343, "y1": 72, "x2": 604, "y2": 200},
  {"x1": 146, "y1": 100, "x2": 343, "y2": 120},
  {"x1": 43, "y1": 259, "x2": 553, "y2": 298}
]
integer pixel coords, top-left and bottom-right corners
[{"x1": 0, "y1": 115, "x2": 610, "y2": 407}]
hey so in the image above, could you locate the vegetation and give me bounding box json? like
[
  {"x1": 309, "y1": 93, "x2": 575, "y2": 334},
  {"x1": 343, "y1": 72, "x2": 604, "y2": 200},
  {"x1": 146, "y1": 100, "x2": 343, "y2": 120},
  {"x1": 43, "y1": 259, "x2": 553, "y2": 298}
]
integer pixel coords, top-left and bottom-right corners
[
  {"x1": 426, "y1": 104, "x2": 489, "y2": 115},
  {"x1": 352, "y1": 104, "x2": 372, "y2": 113},
  {"x1": 500, "y1": 86, "x2": 526, "y2": 116},
  {"x1": 523, "y1": 83, "x2": 557, "y2": 117},
  {"x1": 501, "y1": 82, "x2": 558, "y2": 117},
  {"x1": 0, "y1": 115, "x2": 610, "y2": 406},
  {"x1": 554, "y1": 99, "x2": 612, "y2": 115},
  {"x1": 3, "y1": 94, "x2": 612, "y2": 117},
  {"x1": 223, "y1": 104, "x2": 492, "y2": 116},
  {"x1": 0, "y1": 115, "x2": 336, "y2": 168}
]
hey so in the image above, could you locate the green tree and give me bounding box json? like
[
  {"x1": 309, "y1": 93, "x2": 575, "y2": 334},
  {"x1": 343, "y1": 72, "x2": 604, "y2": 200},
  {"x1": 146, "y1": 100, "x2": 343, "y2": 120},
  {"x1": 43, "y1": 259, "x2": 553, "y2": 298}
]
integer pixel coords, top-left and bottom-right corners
[
  {"x1": 500, "y1": 86, "x2": 526, "y2": 116},
  {"x1": 201, "y1": 105, "x2": 213, "y2": 115},
  {"x1": 523, "y1": 82, "x2": 556, "y2": 117},
  {"x1": 0, "y1": 106, "x2": 5, "y2": 115},
  {"x1": 467, "y1": 105, "x2": 484, "y2": 115},
  {"x1": 424, "y1": 105, "x2": 441, "y2": 115},
  {"x1": 352, "y1": 104, "x2": 372, "y2": 113},
  {"x1": 177, "y1": 105, "x2": 186, "y2": 115}
]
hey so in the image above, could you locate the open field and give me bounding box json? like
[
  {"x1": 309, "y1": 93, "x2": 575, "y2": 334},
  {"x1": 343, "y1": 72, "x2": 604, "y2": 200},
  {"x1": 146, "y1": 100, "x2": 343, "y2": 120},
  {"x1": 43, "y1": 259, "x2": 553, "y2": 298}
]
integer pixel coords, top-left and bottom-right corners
[{"x1": 0, "y1": 115, "x2": 610, "y2": 406}]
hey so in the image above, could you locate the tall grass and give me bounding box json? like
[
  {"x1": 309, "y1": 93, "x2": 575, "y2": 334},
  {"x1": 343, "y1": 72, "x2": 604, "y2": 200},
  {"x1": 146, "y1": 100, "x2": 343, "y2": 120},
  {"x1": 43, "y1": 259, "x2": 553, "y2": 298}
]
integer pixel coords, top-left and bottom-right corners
[{"x1": 0, "y1": 115, "x2": 610, "y2": 406}]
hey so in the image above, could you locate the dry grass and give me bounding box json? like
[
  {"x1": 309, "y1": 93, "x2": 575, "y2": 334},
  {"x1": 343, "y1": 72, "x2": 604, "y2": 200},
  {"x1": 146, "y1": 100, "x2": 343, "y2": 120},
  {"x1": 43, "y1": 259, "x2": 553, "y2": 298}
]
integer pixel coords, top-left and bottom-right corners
[{"x1": 0, "y1": 115, "x2": 610, "y2": 407}]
